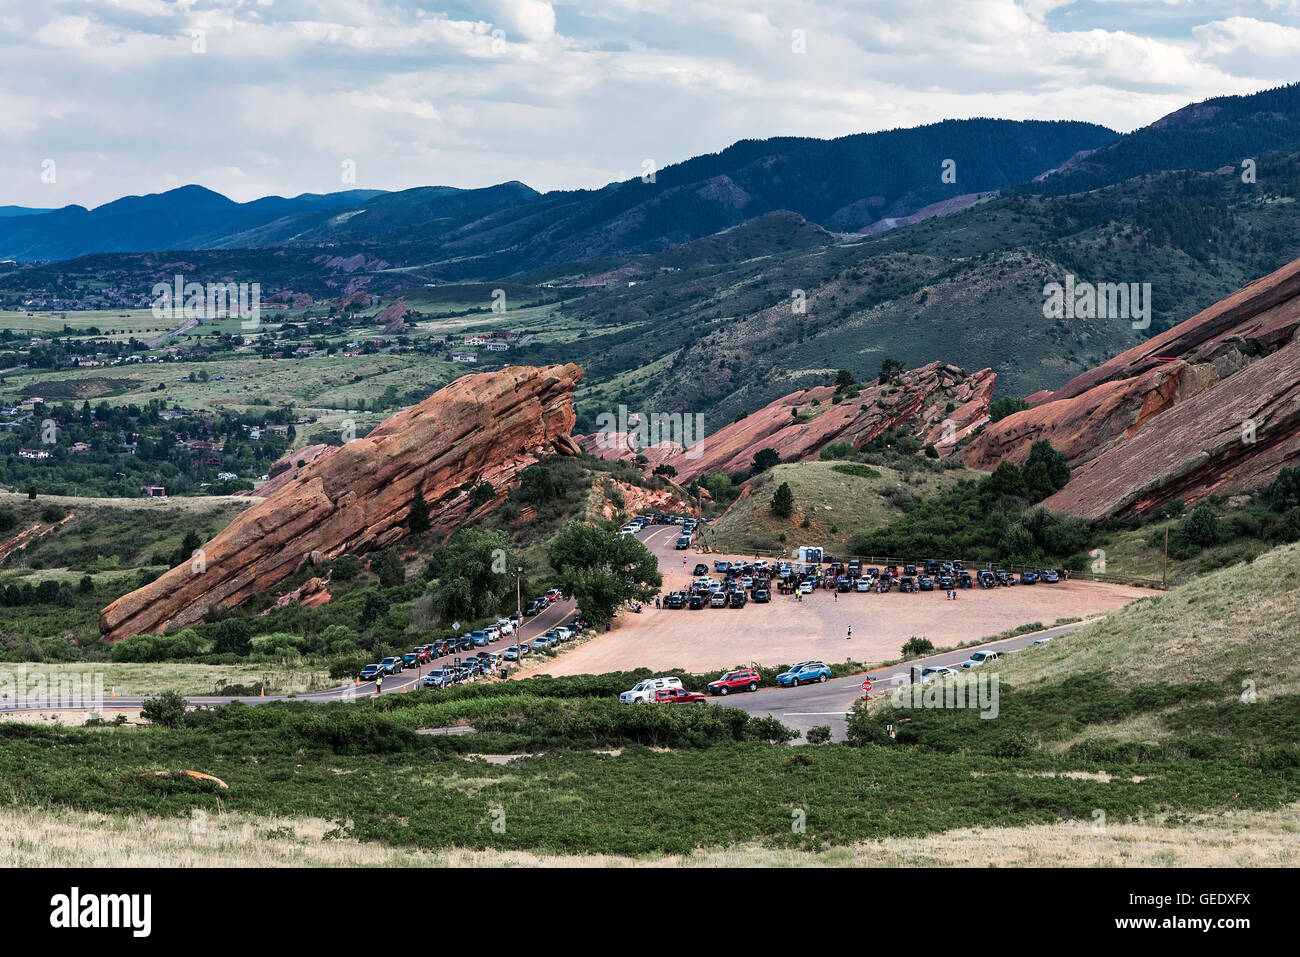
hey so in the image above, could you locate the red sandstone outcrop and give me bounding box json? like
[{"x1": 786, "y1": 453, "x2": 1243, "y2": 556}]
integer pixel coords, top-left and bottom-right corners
[
  {"x1": 100, "y1": 364, "x2": 584, "y2": 641},
  {"x1": 578, "y1": 362, "x2": 995, "y2": 483},
  {"x1": 964, "y1": 255, "x2": 1300, "y2": 518}
]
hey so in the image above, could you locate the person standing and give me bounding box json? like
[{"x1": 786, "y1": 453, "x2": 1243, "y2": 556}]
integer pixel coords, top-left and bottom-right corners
[
  {"x1": 375, "y1": 672, "x2": 384, "y2": 695},
  {"x1": 846, "y1": 624, "x2": 852, "y2": 640}
]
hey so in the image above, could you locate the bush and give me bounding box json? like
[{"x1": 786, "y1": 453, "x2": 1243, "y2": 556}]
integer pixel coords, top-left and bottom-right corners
[
  {"x1": 770, "y1": 482, "x2": 795, "y2": 518},
  {"x1": 331, "y1": 556, "x2": 361, "y2": 581},
  {"x1": 141, "y1": 691, "x2": 187, "y2": 728},
  {"x1": 832, "y1": 463, "x2": 881, "y2": 479},
  {"x1": 805, "y1": 725, "x2": 832, "y2": 745},
  {"x1": 901, "y1": 636, "x2": 934, "y2": 658}
]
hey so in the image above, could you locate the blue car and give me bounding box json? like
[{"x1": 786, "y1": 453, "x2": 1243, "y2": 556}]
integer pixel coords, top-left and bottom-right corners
[
  {"x1": 775, "y1": 661, "x2": 832, "y2": 687},
  {"x1": 471, "y1": 630, "x2": 489, "y2": 646}
]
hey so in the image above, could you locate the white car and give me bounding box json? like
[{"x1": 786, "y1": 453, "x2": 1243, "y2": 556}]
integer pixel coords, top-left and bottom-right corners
[
  {"x1": 620, "y1": 677, "x2": 684, "y2": 704},
  {"x1": 959, "y1": 650, "x2": 1001, "y2": 670},
  {"x1": 918, "y1": 666, "x2": 957, "y2": 683},
  {"x1": 799, "y1": 581, "x2": 814, "y2": 595},
  {"x1": 554, "y1": 625, "x2": 573, "y2": 640},
  {"x1": 1032, "y1": 636, "x2": 1053, "y2": 645},
  {"x1": 495, "y1": 618, "x2": 515, "y2": 636},
  {"x1": 483, "y1": 625, "x2": 501, "y2": 642},
  {"x1": 855, "y1": 579, "x2": 871, "y2": 592}
]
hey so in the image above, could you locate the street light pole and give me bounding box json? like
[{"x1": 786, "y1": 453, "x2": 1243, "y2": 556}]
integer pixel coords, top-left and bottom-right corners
[
  {"x1": 516, "y1": 565, "x2": 523, "y2": 663},
  {"x1": 1162, "y1": 514, "x2": 1171, "y2": 589}
]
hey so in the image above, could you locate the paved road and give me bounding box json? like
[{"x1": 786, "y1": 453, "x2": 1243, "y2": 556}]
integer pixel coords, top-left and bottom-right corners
[
  {"x1": 704, "y1": 618, "x2": 1092, "y2": 741},
  {"x1": 0, "y1": 596, "x2": 577, "y2": 713}
]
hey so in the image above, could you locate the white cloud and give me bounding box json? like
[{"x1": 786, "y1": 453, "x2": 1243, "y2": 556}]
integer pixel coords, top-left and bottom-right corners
[{"x1": 1, "y1": 0, "x2": 1298, "y2": 207}]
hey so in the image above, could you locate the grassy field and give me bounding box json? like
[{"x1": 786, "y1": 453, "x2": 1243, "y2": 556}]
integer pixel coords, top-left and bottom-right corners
[
  {"x1": 986, "y1": 540, "x2": 1300, "y2": 696},
  {"x1": 710, "y1": 459, "x2": 982, "y2": 553},
  {"x1": 0, "y1": 661, "x2": 335, "y2": 697},
  {"x1": 2, "y1": 801, "x2": 1293, "y2": 867}
]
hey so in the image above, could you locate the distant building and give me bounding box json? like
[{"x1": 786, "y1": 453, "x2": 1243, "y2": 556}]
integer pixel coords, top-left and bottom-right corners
[
  {"x1": 485, "y1": 342, "x2": 510, "y2": 352},
  {"x1": 450, "y1": 352, "x2": 478, "y2": 363},
  {"x1": 463, "y1": 335, "x2": 489, "y2": 346},
  {"x1": 143, "y1": 486, "x2": 167, "y2": 498},
  {"x1": 17, "y1": 448, "x2": 51, "y2": 459}
]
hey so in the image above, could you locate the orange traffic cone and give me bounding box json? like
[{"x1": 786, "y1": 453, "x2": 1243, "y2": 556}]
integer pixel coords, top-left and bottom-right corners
[{"x1": 260, "y1": 681, "x2": 265, "y2": 698}]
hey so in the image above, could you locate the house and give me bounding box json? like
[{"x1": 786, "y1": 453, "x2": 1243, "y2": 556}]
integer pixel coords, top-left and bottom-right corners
[
  {"x1": 450, "y1": 351, "x2": 478, "y2": 363},
  {"x1": 463, "y1": 335, "x2": 489, "y2": 346},
  {"x1": 485, "y1": 342, "x2": 510, "y2": 352},
  {"x1": 17, "y1": 448, "x2": 51, "y2": 459},
  {"x1": 217, "y1": 472, "x2": 238, "y2": 482},
  {"x1": 143, "y1": 486, "x2": 167, "y2": 498},
  {"x1": 70, "y1": 442, "x2": 91, "y2": 453}
]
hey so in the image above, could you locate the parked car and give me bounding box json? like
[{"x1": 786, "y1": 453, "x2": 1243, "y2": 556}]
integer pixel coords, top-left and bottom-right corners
[
  {"x1": 674, "y1": 535, "x2": 692, "y2": 549},
  {"x1": 688, "y1": 593, "x2": 706, "y2": 610},
  {"x1": 918, "y1": 576, "x2": 934, "y2": 592},
  {"x1": 959, "y1": 650, "x2": 1002, "y2": 670},
  {"x1": 358, "y1": 663, "x2": 382, "y2": 681},
  {"x1": 837, "y1": 578, "x2": 852, "y2": 593},
  {"x1": 1020, "y1": 571, "x2": 1039, "y2": 584},
  {"x1": 752, "y1": 587, "x2": 771, "y2": 603},
  {"x1": 412, "y1": 646, "x2": 432, "y2": 663},
  {"x1": 665, "y1": 591, "x2": 686, "y2": 609},
  {"x1": 978, "y1": 571, "x2": 996, "y2": 589},
  {"x1": 918, "y1": 666, "x2": 956, "y2": 682},
  {"x1": 710, "y1": 592, "x2": 728, "y2": 608},
  {"x1": 531, "y1": 634, "x2": 553, "y2": 651},
  {"x1": 693, "y1": 563, "x2": 710, "y2": 576},
  {"x1": 471, "y1": 630, "x2": 489, "y2": 646},
  {"x1": 1040, "y1": 568, "x2": 1061, "y2": 583},
  {"x1": 545, "y1": 587, "x2": 562, "y2": 602},
  {"x1": 423, "y1": 668, "x2": 453, "y2": 688},
  {"x1": 775, "y1": 661, "x2": 832, "y2": 687},
  {"x1": 503, "y1": 645, "x2": 521, "y2": 661},
  {"x1": 402, "y1": 653, "x2": 420, "y2": 669},
  {"x1": 495, "y1": 618, "x2": 515, "y2": 636},
  {"x1": 798, "y1": 580, "x2": 814, "y2": 595},
  {"x1": 483, "y1": 626, "x2": 501, "y2": 642},
  {"x1": 620, "y1": 676, "x2": 684, "y2": 704},
  {"x1": 958, "y1": 572, "x2": 974, "y2": 588},
  {"x1": 707, "y1": 669, "x2": 761, "y2": 695},
  {"x1": 655, "y1": 688, "x2": 708, "y2": 705},
  {"x1": 855, "y1": 579, "x2": 871, "y2": 593},
  {"x1": 524, "y1": 599, "x2": 545, "y2": 616},
  {"x1": 380, "y1": 656, "x2": 403, "y2": 675},
  {"x1": 728, "y1": 591, "x2": 747, "y2": 608},
  {"x1": 554, "y1": 626, "x2": 573, "y2": 640}
]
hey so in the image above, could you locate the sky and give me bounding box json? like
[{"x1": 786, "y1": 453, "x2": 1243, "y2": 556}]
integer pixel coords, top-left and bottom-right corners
[{"x1": 3, "y1": 0, "x2": 1299, "y2": 209}]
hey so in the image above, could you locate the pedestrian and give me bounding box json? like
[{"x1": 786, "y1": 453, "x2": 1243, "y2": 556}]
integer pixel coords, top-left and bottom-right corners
[
  {"x1": 375, "y1": 673, "x2": 383, "y2": 694},
  {"x1": 846, "y1": 625, "x2": 852, "y2": 640},
  {"x1": 834, "y1": 589, "x2": 838, "y2": 602},
  {"x1": 655, "y1": 595, "x2": 661, "y2": 609}
]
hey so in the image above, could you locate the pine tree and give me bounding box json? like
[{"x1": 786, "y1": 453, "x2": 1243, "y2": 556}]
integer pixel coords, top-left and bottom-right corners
[
  {"x1": 409, "y1": 494, "x2": 431, "y2": 533},
  {"x1": 770, "y1": 481, "x2": 795, "y2": 518}
]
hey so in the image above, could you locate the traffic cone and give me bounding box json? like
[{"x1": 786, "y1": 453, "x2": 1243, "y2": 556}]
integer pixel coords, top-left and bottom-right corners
[{"x1": 260, "y1": 681, "x2": 265, "y2": 697}]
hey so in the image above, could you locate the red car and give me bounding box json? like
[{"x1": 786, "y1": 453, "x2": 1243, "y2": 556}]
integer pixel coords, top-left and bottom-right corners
[
  {"x1": 545, "y1": 587, "x2": 562, "y2": 602},
  {"x1": 706, "y1": 668, "x2": 761, "y2": 696},
  {"x1": 655, "y1": 688, "x2": 708, "y2": 705},
  {"x1": 411, "y1": 646, "x2": 432, "y2": 664}
]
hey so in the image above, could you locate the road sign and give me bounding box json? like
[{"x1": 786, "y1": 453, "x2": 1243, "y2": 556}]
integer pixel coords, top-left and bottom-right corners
[{"x1": 861, "y1": 680, "x2": 873, "y2": 693}]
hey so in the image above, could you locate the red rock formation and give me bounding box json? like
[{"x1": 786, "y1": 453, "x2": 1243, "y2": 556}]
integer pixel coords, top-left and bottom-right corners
[
  {"x1": 964, "y1": 255, "x2": 1300, "y2": 518},
  {"x1": 239, "y1": 444, "x2": 337, "y2": 498},
  {"x1": 100, "y1": 364, "x2": 584, "y2": 641},
  {"x1": 375, "y1": 297, "x2": 406, "y2": 334},
  {"x1": 577, "y1": 362, "x2": 995, "y2": 483}
]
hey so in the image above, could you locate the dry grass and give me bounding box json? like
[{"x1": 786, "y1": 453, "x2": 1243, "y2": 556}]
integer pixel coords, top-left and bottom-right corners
[
  {"x1": 995, "y1": 540, "x2": 1300, "y2": 696},
  {"x1": 1, "y1": 803, "x2": 1293, "y2": 868},
  {"x1": 3, "y1": 661, "x2": 335, "y2": 697}
]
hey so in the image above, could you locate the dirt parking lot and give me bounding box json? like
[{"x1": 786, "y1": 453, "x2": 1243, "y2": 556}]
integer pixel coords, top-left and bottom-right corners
[{"x1": 519, "y1": 531, "x2": 1150, "y2": 676}]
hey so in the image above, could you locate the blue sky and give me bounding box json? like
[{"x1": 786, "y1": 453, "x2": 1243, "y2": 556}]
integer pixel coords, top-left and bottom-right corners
[{"x1": 2, "y1": 0, "x2": 1298, "y2": 208}]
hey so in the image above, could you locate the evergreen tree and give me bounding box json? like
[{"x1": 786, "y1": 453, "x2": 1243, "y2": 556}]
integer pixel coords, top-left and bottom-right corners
[
  {"x1": 770, "y1": 481, "x2": 795, "y2": 518},
  {"x1": 408, "y1": 494, "x2": 431, "y2": 533}
]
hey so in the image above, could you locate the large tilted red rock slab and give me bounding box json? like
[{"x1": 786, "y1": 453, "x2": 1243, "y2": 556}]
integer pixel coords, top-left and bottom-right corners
[
  {"x1": 965, "y1": 255, "x2": 1300, "y2": 511},
  {"x1": 577, "y1": 362, "x2": 994, "y2": 483},
  {"x1": 1034, "y1": 255, "x2": 1300, "y2": 406},
  {"x1": 1043, "y1": 338, "x2": 1300, "y2": 519},
  {"x1": 99, "y1": 364, "x2": 584, "y2": 642}
]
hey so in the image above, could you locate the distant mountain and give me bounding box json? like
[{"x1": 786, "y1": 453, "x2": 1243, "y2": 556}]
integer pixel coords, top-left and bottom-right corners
[
  {"x1": 0, "y1": 119, "x2": 1116, "y2": 266},
  {"x1": 1022, "y1": 82, "x2": 1300, "y2": 195},
  {"x1": 0, "y1": 186, "x2": 388, "y2": 262},
  {"x1": 0, "y1": 206, "x2": 53, "y2": 219}
]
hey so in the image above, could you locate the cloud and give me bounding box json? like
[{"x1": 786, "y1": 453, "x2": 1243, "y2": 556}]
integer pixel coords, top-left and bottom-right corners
[{"x1": 1, "y1": 0, "x2": 1297, "y2": 207}]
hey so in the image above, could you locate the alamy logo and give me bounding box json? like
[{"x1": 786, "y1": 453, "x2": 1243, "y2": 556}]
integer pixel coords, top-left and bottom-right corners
[
  {"x1": 0, "y1": 666, "x2": 103, "y2": 710},
  {"x1": 593, "y1": 405, "x2": 705, "y2": 460},
  {"x1": 889, "y1": 672, "x2": 1000, "y2": 719},
  {"x1": 49, "y1": 887, "x2": 151, "y2": 937},
  {"x1": 1043, "y1": 274, "x2": 1151, "y2": 329},
  {"x1": 151, "y1": 274, "x2": 261, "y2": 329}
]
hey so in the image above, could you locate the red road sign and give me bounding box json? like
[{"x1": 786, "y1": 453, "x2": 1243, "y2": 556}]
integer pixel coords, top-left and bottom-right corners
[{"x1": 861, "y1": 680, "x2": 873, "y2": 693}]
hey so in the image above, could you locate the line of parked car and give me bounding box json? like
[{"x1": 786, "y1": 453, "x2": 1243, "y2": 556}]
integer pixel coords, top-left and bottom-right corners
[{"x1": 617, "y1": 661, "x2": 835, "y2": 704}]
